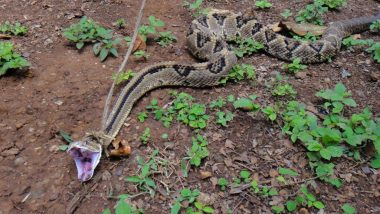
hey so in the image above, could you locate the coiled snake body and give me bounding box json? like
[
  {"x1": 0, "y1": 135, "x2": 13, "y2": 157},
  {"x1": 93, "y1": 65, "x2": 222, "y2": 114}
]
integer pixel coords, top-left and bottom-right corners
[{"x1": 68, "y1": 9, "x2": 380, "y2": 181}]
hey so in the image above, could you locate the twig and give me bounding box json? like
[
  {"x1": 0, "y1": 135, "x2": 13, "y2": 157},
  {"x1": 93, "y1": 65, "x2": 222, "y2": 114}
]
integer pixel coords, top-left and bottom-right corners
[{"x1": 101, "y1": 0, "x2": 147, "y2": 130}]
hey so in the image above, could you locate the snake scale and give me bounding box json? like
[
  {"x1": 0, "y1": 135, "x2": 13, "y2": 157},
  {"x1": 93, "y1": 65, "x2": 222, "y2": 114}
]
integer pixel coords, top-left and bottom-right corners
[{"x1": 68, "y1": 9, "x2": 380, "y2": 181}]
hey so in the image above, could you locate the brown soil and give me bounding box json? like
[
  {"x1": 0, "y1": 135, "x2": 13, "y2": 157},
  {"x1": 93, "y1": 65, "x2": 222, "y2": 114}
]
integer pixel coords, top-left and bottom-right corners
[{"x1": 0, "y1": 0, "x2": 379, "y2": 213}]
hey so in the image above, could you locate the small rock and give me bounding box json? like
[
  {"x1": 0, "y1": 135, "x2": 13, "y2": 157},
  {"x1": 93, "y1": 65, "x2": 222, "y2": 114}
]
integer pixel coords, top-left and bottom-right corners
[
  {"x1": 269, "y1": 169, "x2": 278, "y2": 178},
  {"x1": 102, "y1": 171, "x2": 112, "y2": 181},
  {"x1": 48, "y1": 145, "x2": 59, "y2": 153},
  {"x1": 14, "y1": 157, "x2": 26, "y2": 166},
  {"x1": 164, "y1": 142, "x2": 175, "y2": 150},
  {"x1": 370, "y1": 71, "x2": 379, "y2": 82},
  {"x1": 299, "y1": 208, "x2": 309, "y2": 214},
  {"x1": 199, "y1": 171, "x2": 212, "y2": 179},
  {"x1": 295, "y1": 72, "x2": 307, "y2": 79},
  {"x1": 54, "y1": 100, "x2": 63, "y2": 106},
  {"x1": 44, "y1": 38, "x2": 53, "y2": 46},
  {"x1": 341, "y1": 69, "x2": 351, "y2": 78},
  {"x1": 362, "y1": 166, "x2": 371, "y2": 174}
]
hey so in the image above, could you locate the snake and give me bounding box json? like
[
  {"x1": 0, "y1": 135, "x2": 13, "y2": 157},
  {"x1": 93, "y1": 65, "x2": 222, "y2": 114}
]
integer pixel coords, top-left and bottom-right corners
[{"x1": 67, "y1": 9, "x2": 380, "y2": 182}]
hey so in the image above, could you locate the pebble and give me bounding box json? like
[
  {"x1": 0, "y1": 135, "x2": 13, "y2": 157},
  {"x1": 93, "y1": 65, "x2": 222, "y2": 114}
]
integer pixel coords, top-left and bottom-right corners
[
  {"x1": 341, "y1": 69, "x2": 351, "y2": 78},
  {"x1": 14, "y1": 157, "x2": 26, "y2": 166},
  {"x1": 1, "y1": 148, "x2": 20, "y2": 156},
  {"x1": 43, "y1": 38, "x2": 53, "y2": 46},
  {"x1": 370, "y1": 71, "x2": 379, "y2": 81}
]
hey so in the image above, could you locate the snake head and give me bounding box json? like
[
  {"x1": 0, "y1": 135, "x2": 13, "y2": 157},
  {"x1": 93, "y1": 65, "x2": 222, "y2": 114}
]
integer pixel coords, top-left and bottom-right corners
[{"x1": 67, "y1": 139, "x2": 102, "y2": 182}]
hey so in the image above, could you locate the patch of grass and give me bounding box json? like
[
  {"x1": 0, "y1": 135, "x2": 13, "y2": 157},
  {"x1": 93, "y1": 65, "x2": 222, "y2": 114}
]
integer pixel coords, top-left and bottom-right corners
[
  {"x1": 140, "y1": 127, "x2": 151, "y2": 144},
  {"x1": 63, "y1": 16, "x2": 120, "y2": 61},
  {"x1": 0, "y1": 21, "x2": 28, "y2": 36},
  {"x1": 171, "y1": 188, "x2": 209, "y2": 214},
  {"x1": 209, "y1": 97, "x2": 226, "y2": 109},
  {"x1": 125, "y1": 150, "x2": 159, "y2": 197},
  {"x1": 112, "y1": 18, "x2": 126, "y2": 29},
  {"x1": 220, "y1": 63, "x2": 256, "y2": 85},
  {"x1": 232, "y1": 37, "x2": 264, "y2": 58},
  {"x1": 103, "y1": 194, "x2": 143, "y2": 214},
  {"x1": 295, "y1": 2, "x2": 328, "y2": 25},
  {"x1": 282, "y1": 58, "x2": 308, "y2": 73},
  {"x1": 215, "y1": 110, "x2": 234, "y2": 127},
  {"x1": 285, "y1": 185, "x2": 325, "y2": 212},
  {"x1": 262, "y1": 106, "x2": 277, "y2": 121},
  {"x1": 0, "y1": 42, "x2": 30, "y2": 76},
  {"x1": 272, "y1": 82, "x2": 297, "y2": 98},
  {"x1": 183, "y1": 0, "x2": 209, "y2": 17},
  {"x1": 186, "y1": 135, "x2": 210, "y2": 167},
  {"x1": 155, "y1": 31, "x2": 177, "y2": 47},
  {"x1": 112, "y1": 70, "x2": 135, "y2": 85},
  {"x1": 137, "y1": 111, "x2": 148, "y2": 122},
  {"x1": 370, "y1": 19, "x2": 380, "y2": 32},
  {"x1": 281, "y1": 9, "x2": 293, "y2": 19},
  {"x1": 281, "y1": 83, "x2": 380, "y2": 186},
  {"x1": 255, "y1": 0, "x2": 272, "y2": 9}
]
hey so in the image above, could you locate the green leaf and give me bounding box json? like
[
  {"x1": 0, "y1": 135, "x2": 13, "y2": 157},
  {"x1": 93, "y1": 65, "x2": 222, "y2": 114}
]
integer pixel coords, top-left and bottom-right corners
[
  {"x1": 99, "y1": 47, "x2": 109, "y2": 61},
  {"x1": 203, "y1": 206, "x2": 215, "y2": 213},
  {"x1": 343, "y1": 98, "x2": 357, "y2": 107},
  {"x1": 240, "y1": 170, "x2": 251, "y2": 179},
  {"x1": 115, "y1": 199, "x2": 132, "y2": 214},
  {"x1": 76, "y1": 42, "x2": 84, "y2": 49},
  {"x1": 58, "y1": 145, "x2": 69, "y2": 151},
  {"x1": 278, "y1": 167, "x2": 299, "y2": 176},
  {"x1": 171, "y1": 202, "x2": 181, "y2": 214},
  {"x1": 371, "y1": 154, "x2": 380, "y2": 169},
  {"x1": 313, "y1": 201, "x2": 325, "y2": 209},
  {"x1": 233, "y1": 98, "x2": 255, "y2": 111},
  {"x1": 342, "y1": 203, "x2": 356, "y2": 214},
  {"x1": 59, "y1": 131, "x2": 73, "y2": 143},
  {"x1": 125, "y1": 176, "x2": 141, "y2": 183},
  {"x1": 286, "y1": 200, "x2": 297, "y2": 212},
  {"x1": 102, "y1": 208, "x2": 111, "y2": 214},
  {"x1": 306, "y1": 141, "x2": 323, "y2": 151}
]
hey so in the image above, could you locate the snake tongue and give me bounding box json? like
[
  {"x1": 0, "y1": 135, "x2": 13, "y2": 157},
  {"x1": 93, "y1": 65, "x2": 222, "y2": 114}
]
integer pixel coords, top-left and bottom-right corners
[{"x1": 67, "y1": 141, "x2": 102, "y2": 182}]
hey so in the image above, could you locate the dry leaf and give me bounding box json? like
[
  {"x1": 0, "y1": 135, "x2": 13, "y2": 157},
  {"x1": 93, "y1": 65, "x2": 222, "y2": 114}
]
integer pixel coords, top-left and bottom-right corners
[
  {"x1": 271, "y1": 22, "x2": 282, "y2": 32},
  {"x1": 199, "y1": 171, "x2": 212, "y2": 179},
  {"x1": 279, "y1": 21, "x2": 327, "y2": 36},
  {"x1": 132, "y1": 34, "x2": 146, "y2": 52},
  {"x1": 109, "y1": 140, "x2": 131, "y2": 157},
  {"x1": 0, "y1": 34, "x2": 11, "y2": 39}
]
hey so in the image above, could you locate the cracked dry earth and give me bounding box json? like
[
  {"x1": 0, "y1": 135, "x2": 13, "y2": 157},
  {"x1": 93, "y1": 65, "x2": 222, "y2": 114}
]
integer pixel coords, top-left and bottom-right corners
[{"x1": 0, "y1": 0, "x2": 380, "y2": 213}]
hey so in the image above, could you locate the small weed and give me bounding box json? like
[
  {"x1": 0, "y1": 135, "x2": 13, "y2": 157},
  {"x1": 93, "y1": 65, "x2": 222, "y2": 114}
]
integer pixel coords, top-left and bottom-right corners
[
  {"x1": 342, "y1": 37, "x2": 380, "y2": 63},
  {"x1": 138, "y1": 15, "x2": 165, "y2": 42},
  {"x1": 103, "y1": 194, "x2": 143, "y2": 214},
  {"x1": 295, "y1": 2, "x2": 328, "y2": 25},
  {"x1": 215, "y1": 111, "x2": 234, "y2": 127},
  {"x1": 255, "y1": 0, "x2": 272, "y2": 9},
  {"x1": 281, "y1": 9, "x2": 293, "y2": 19},
  {"x1": 286, "y1": 185, "x2": 325, "y2": 211},
  {"x1": 220, "y1": 63, "x2": 256, "y2": 84},
  {"x1": 262, "y1": 106, "x2": 277, "y2": 121},
  {"x1": 133, "y1": 50, "x2": 150, "y2": 60},
  {"x1": 183, "y1": 0, "x2": 209, "y2": 17},
  {"x1": 232, "y1": 37, "x2": 264, "y2": 58},
  {"x1": 187, "y1": 135, "x2": 209, "y2": 167},
  {"x1": 315, "y1": 0, "x2": 346, "y2": 9},
  {"x1": 58, "y1": 131, "x2": 73, "y2": 151},
  {"x1": 272, "y1": 83, "x2": 297, "y2": 97},
  {"x1": 233, "y1": 95, "x2": 260, "y2": 112},
  {"x1": 137, "y1": 111, "x2": 148, "y2": 122},
  {"x1": 282, "y1": 58, "x2": 308, "y2": 73},
  {"x1": 125, "y1": 150, "x2": 159, "y2": 197},
  {"x1": 140, "y1": 127, "x2": 151, "y2": 144},
  {"x1": 171, "y1": 188, "x2": 202, "y2": 214},
  {"x1": 293, "y1": 32, "x2": 320, "y2": 42},
  {"x1": 112, "y1": 70, "x2": 135, "y2": 85},
  {"x1": 155, "y1": 31, "x2": 177, "y2": 47},
  {"x1": 370, "y1": 19, "x2": 380, "y2": 32},
  {"x1": 240, "y1": 170, "x2": 251, "y2": 183},
  {"x1": 217, "y1": 178, "x2": 229, "y2": 191},
  {"x1": 0, "y1": 21, "x2": 28, "y2": 36},
  {"x1": 188, "y1": 201, "x2": 215, "y2": 214},
  {"x1": 0, "y1": 42, "x2": 30, "y2": 76},
  {"x1": 112, "y1": 18, "x2": 126, "y2": 29},
  {"x1": 209, "y1": 97, "x2": 226, "y2": 109}
]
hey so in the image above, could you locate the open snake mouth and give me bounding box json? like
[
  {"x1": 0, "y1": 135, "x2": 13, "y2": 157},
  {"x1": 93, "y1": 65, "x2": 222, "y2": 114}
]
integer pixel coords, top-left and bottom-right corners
[{"x1": 67, "y1": 141, "x2": 102, "y2": 182}]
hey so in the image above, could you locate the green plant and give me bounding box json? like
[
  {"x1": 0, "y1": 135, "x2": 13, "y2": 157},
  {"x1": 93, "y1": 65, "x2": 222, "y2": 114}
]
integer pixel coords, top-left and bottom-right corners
[
  {"x1": 133, "y1": 50, "x2": 150, "y2": 60},
  {"x1": 286, "y1": 185, "x2": 325, "y2": 212},
  {"x1": 215, "y1": 111, "x2": 234, "y2": 127},
  {"x1": 138, "y1": 15, "x2": 165, "y2": 42},
  {"x1": 262, "y1": 106, "x2": 277, "y2": 121},
  {"x1": 282, "y1": 58, "x2": 308, "y2": 73},
  {"x1": 113, "y1": 18, "x2": 126, "y2": 29},
  {"x1": 140, "y1": 127, "x2": 151, "y2": 144},
  {"x1": 366, "y1": 42, "x2": 380, "y2": 63},
  {"x1": 342, "y1": 37, "x2": 380, "y2": 63},
  {"x1": 295, "y1": 2, "x2": 328, "y2": 25},
  {"x1": 281, "y1": 9, "x2": 293, "y2": 19},
  {"x1": 233, "y1": 95, "x2": 260, "y2": 112},
  {"x1": 58, "y1": 131, "x2": 73, "y2": 151},
  {"x1": 171, "y1": 188, "x2": 201, "y2": 214},
  {"x1": 220, "y1": 63, "x2": 256, "y2": 84},
  {"x1": 316, "y1": 83, "x2": 357, "y2": 114},
  {"x1": 137, "y1": 111, "x2": 148, "y2": 122},
  {"x1": 155, "y1": 31, "x2": 177, "y2": 46},
  {"x1": 342, "y1": 203, "x2": 356, "y2": 214},
  {"x1": 272, "y1": 83, "x2": 297, "y2": 97},
  {"x1": 62, "y1": 16, "x2": 119, "y2": 61},
  {"x1": 240, "y1": 170, "x2": 251, "y2": 183},
  {"x1": 0, "y1": 21, "x2": 28, "y2": 36},
  {"x1": 370, "y1": 19, "x2": 380, "y2": 32},
  {"x1": 125, "y1": 150, "x2": 159, "y2": 196},
  {"x1": 293, "y1": 32, "x2": 320, "y2": 42},
  {"x1": 103, "y1": 194, "x2": 143, "y2": 214},
  {"x1": 187, "y1": 201, "x2": 215, "y2": 214},
  {"x1": 183, "y1": 0, "x2": 209, "y2": 17},
  {"x1": 112, "y1": 70, "x2": 135, "y2": 85},
  {"x1": 0, "y1": 42, "x2": 30, "y2": 76},
  {"x1": 232, "y1": 37, "x2": 264, "y2": 57},
  {"x1": 217, "y1": 178, "x2": 228, "y2": 190},
  {"x1": 255, "y1": 0, "x2": 272, "y2": 9},
  {"x1": 209, "y1": 97, "x2": 226, "y2": 109},
  {"x1": 187, "y1": 135, "x2": 209, "y2": 166},
  {"x1": 315, "y1": 0, "x2": 346, "y2": 9}
]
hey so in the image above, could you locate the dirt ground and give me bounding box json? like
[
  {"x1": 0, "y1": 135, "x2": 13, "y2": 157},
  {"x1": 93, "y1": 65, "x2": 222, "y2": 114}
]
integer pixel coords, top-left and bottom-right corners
[{"x1": 0, "y1": 0, "x2": 379, "y2": 213}]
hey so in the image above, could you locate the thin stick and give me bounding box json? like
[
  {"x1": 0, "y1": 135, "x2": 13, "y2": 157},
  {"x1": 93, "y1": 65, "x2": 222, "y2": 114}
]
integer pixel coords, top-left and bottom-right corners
[{"x1": 101, "y1": 0, "x2": 147, "y2": 130}]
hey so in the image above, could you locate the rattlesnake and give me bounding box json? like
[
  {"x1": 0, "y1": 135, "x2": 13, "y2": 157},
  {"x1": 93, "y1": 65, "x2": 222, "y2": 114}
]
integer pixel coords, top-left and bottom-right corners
[{"x1": 68, "y1": 9, "x2": 380, "y2": 181}]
